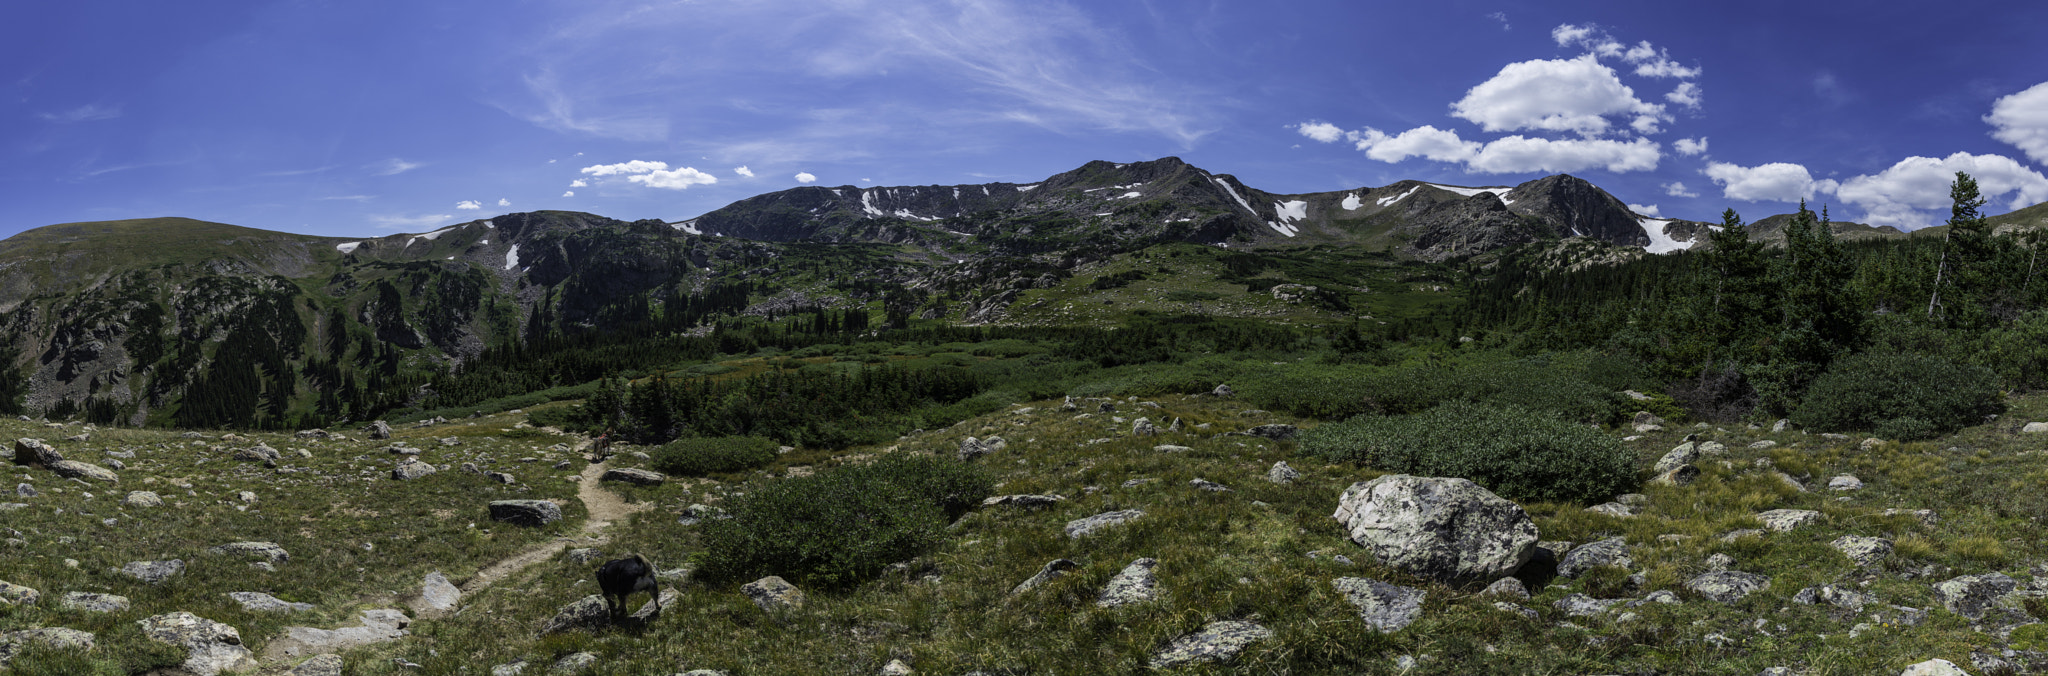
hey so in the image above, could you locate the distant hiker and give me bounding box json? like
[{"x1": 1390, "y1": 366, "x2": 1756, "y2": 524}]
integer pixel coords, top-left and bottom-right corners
[
  {"x1": 596, "y1": 553, "x2": 660, "y2": 619},
  {"x1": 591, "y1": 430, "x2": 614, "y2": 462}
]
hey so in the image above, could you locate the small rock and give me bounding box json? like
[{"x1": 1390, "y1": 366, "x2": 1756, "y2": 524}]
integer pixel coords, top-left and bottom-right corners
[
  {"x1": 118, "y1": 559, "x2": 185, "y2": 584},
  {"x1": 1148, "y1": 620, "x2": 1272, "y2": 669},
  {"x1": 1555, "y1": 593, "x2": 1624, "y2": 617},
  {"x1": 551, "y1": 651, "x2": 598, "y2": 673},
  {"x1": 1883, "y1": 508, "x2": 1940, "y2": 527},
  {"x1": 1096, "y1": 558, "x2": 1162, "y2": 608},
  {"x1": 742, "y1": 576, "x2": 804, "y2": 612},
  {"x1": 1481, "y1": 577, "x2": 1530, "y2": 600},
  {"x1": 1828, "y1": 475, "x2": 1864, "y2": 491},
  {"x1": 1189, "y1": 478, "x2": 1231, "y2": 492},
  {"x1": 1654, "y1": 443, "x2": 1699, "y2": 474},
  {"x1": 1010, "y1": 559, "x2": 1080, "y2": 595},
  {"x1": 1705, "y1": 552, "x2": 1736, "y2": 572},
  {"x1": 0, "y1": 627, "x2": 95, "y2": 664},
  {"x1": 1065, "y1": 509, "x2": 1145, "y2": 538},
  {"x1": 1211, "y1": 384, "x2": 1234, "y2": 397},
  {"x1": 1558, "y1": 537, "x2": 1632, "y2": 578},
  {"x1": 58, "y1": 591, "x2": 130, "y2": 613},
  {"x1": 600, "y1": 468, "x2": 666, "y2": 486},
  {"x1": 1749, "y1": 440, "x2": 1778, "y2": 450},
  {"x1": 981, "y1": 494, "x2": 1064, "y2": 509},
  {"x1": 880, "y1": 659, "x2": 915, "y2": 676},
  {"x1": 489, "y1": 500, "x2": 562, "y2": 527},
  {"x1": 209, "y1": 541, "x2": 289, "y2": 563},
  {"x1": 1652, "y1": 464, "x2": 1700, "y2": 486},
  {"x1": 1900, "y1": 658, "x2": 1974, "y2": 676},
  {"x1": 1719, "y1": 529, "x2": 1765, "y2": 544},
  {"x1": 413, "y1": 571, "x2": 461, "y2": 614},
  {"x1": 1266, "y1": 461, "x2": 1301, "y2": 484},
  {"x1": 287, "y1": 654, "x2": 344, "y2": 676},
  {"x1": 229, "y1": 591, "x2": 315, "y2": 613},
  {"x1": 1830, "y1": 535, "x2": 1894, "y2": 567},
  {"x1": 1934, "y1": 573, "x2": 2017, "y2": 620},
  {"x1": 1152, "y1": 444, "x2": 1193, "y2": 453},
  {"x1": 1244, "y1": 424, "x2": 1297, "y2": 440},
  {"x1": 1132, "y1": 417, "x2": 1157, "y2": 436},
  {"x1": 137, "y1": 612, "x2": 260, "y2": 676},
  {"x1": 1686, "y1": 570, "x2": 1771, "y2": 603},
  {"x1": 391, "y1": 460, "x2": 436, "y2": 481},
  {"x1": 1756, "y1": 509, "x2": 1822, "y2": 532},
  {"x1": 538, "y1": 595, "x2": 609, "y2": 635},
  {"x1": 1586, "y1": 502, "x2": 1633, "y2": 517},
  {"x1": 1331, "y1": 577, "x2": 1426, "y2": 632},
  {"x1": 124, "y1": 490, "x2": 163, "y2": 507},
  {"x1": 0, "y1": 580, "x2": 40, "y2": 606},
  {"x1": 1792, "y1": 584, "x2": 1872, "y2": 611}
]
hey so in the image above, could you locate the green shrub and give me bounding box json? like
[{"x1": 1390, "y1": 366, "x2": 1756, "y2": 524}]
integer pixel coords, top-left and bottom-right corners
[
  {"x1": 1298, "y1": 401, "x2": 1635, "y2": 504},
  {"x1": 696, "y1": 453, "x2": 992, "y2": 588},
  {"x1": 1791, "y1": 352, "x2": 2000, "y2": 440},
  {"x1": 651, "y1": 435, "x2": 778, "y2": 476}
]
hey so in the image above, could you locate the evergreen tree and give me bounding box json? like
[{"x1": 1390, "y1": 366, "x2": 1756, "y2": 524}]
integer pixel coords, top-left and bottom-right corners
[{"x1": 1926, "y1": 171, "x2": 2004, "y2": 327}]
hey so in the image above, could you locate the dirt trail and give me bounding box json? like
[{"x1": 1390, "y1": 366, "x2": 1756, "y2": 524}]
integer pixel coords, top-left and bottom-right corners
[{"x1": 460, "y1": 456, "x2": 652, "y2": 593}]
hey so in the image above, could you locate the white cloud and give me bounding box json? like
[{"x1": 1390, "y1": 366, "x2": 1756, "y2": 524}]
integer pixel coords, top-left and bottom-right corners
[
  {"x1": 1703, "y1": 161, "x2": 1837, "y2": 203},
  {"x1": 1623, "y1": 42, "x2": 1700, "y2": 79},
  {"x1": 629, "y1": 167, "x2": 718, "y2": 190},
  {"x1": 1832, "y1": 152, "x2": 2048, "y2": 228},
  {"x1": 563, "y1": 190, "x2": 575, "y2": 197},
  {"x1": 1673, "y1": 137, "x2": 1708, "y2": 156},
  {"x1": 371, "y1": 214, "x2": 454, "y2": 229},
  {"x1": 1666, "y1": 82, "x2": 1702, "y2": 109},
  {"x1": 795, "y1": 172, "x2": 817, "y2": 184},
  {"x1": 1295, "y1": 121, "x2": 1345, "y2": 143},
  {"x1": 456, "y1": 200, "x2": 483, "y2": 210},
  {"x1": 1468, "y1": 135, "x2": 1660, "y2": 173},
  {"x1": 1450, "y1": 55, "x2": 1665, "y2": 137},
  {"x1": 1348, "y1": 126, "x2": 1658, "y2": 173},
  {"x1": 734, "y1": 165, "x2": 755, "y2": 177},
  {"x1": 497, "y1": 198, "x2": 510, "y2": 206},
  {"x1": 1663, "y1": 181, "x2": 1699, "y2": 198},
  {"x1": 1551, "y1": 23, "x2": 1621, "y2": 57},
  {"x1": 1486, "y1": 12, "x2": 1510, "y2": 30},
  {"x1": 570, "y1": 179, "x2": 588, "y2": 188},
  {"x1": 38, "y1": 104, "x2": 121, "y2": 123},
  {"x1": 372, "y1": 158, "x2": 422, "y2": 176},
  {"x1": 1351, "y1": 126, "x2": 1479, "y2": 164},
  {"x1": 580, "y1": 160, "x2": 668, "y2": 176},
  {"x1": 1988, "y1": 82, "x2": 2048, "y2": 165},
  {"x1": 1628, "y1": 203, "x2": 1661, "y2": 217}
]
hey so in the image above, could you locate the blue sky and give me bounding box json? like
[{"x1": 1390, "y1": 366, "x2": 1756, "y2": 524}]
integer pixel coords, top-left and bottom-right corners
[{"x1": 5, "y1": 0, "x2": 2046, "y2": 239}]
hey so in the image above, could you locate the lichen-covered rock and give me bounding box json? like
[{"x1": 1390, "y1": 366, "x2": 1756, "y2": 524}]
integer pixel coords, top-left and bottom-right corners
[
  {"x1": 287, "y1": 654, "x2": 343, "y2": 676},
  {"x1": 1481, "y1": 577, "x2": 1530, "y2": 600},
  {"x1": 1065, "y1": 509, "x2": 1145, "y2": 538},
  {"x1": 391, "y1": 460, "x2": 436, "y2": 480},
  {"x1": 1244, "y1": 424, "x2": 1297, "y2": 440},
  {"x1": 599, "y1": 468, "x2": 665, "y2": 486},
  {"x1": 137, "y1": 612, "x2": 260, "y2": 675},
  {"x1": 489, "y1": 500, "x2": 562, "y2": 527},
  {"x1": 741, "y1": 576, "x2": 804, "y2": 612},
  {"x1": 59, "y1": 591, "x2": 129, "y2": 613},
  {"x1": 1558, "y1": 537, "x2": 1633, "y2": 578},
  {"x1": 125, "y1": 490, "x2": 163, "y2": 507},
  {"x1": 1555, "y1": 593, "x2": 1625, "y2": 617},
  {"x1": 1831, "y1": 535, "x2": 1894, "y2": 567},
  {"x1": 552, "y1": 651, "x2": 599, "y2": 673},
  {"x1": 228, "y1": 591, "x2": 315, "y2": 613},
  {"x1": 209, "y1": 541, "x2": 289, "y2": 563},
  {"x1": 118, "y1": 559, "x2": 185, "y2": 584},
  {"x1": 1010, "y1": 559, "x2": 1080, "y2": 596},
  {"x1": 538, "y1": 595, "x2": 609, "y2": 635},
  {"x1": 1934, "y1": 573, "x2": 2017, "y2": 620},
  {"x1": 1828, "y1": 475, "x2": 1864, "y2": 491},
  {"x1": 1267, "y1": 461, "x2": 1301, "y2": 484},
  {"x1": 1792, "y1": 584, "x2": 1872, "y2": 611},
  {"x1": 956, "y1": 436, "x2": 1007, "y2": 461},
  {"x1": 1331, "y1": 577, "x2": 1426, "y2": 632},
  {"x1": 1148, "y1": 620, "x2": 1272, "y2": 669},
  {"x1": 50, "y1": 460, "x2": 117, "y2": 483},
  {"x1": 366, "y1": 420, "x2": 392, "y2": 439},
  {"x1": 980, "y1": 494, "x2": 1063, "y2": 510},
  {"x1": 1331, "y1": 475, "x2": 1539, "y2": 584},
  {"x1": 0, "y1": 580, "x2": 39, "y2": 606},
  {"x1": 1097, "y1": 558, "x2": 1162, "y2": 608},
  {"x1": 1654, "y1": 442, "x2": 1699, "y2": 474},
  {"x1": 1652, "y1": 464, "x2": 1700, "y2": 486},
  {"x1": 0, "y1": 627, "x2": 95, "y2": 666},
  {"x1": 1756, "y1": 509, "x2": 1822, "y2": 532},
  {"x1": 1900, "y1": 658, "x2": 1974, "y2": 676},
  {"x1": 1686, "y1": 570, "x2": 1771, "y2": 603}
]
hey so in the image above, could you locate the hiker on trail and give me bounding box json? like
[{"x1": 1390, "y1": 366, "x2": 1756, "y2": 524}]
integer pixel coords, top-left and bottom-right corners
[{"x1": 592, "y1": 429, "x2": 614, "y2": 462}]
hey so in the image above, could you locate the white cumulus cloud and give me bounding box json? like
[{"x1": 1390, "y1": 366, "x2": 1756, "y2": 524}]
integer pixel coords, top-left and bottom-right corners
[
  {"x1": 1351, "y1": 126, "x2": 1479, "y2": 164},
  {"x1": 1703, "y1": 162, "x2": 1838, "y2": 203},
  {"x1": 497, "y1": 198, "x2": 510, "y2": 206},
  {"x1": 1832, "y1": 152, "x2": 2048, "y2": 228},
  {"x1": 1628, "y1": 203, "x2": 1661, "y2": 217},
  {"x1": 570, "y1": 179, "x2": 588, "y2": 188},
  {"x1": 629, "y1": 167, "x2": 718, "y2": 190},
  {"x1": 581, "y1": 160, "x2": 669, "y2": 176},
  {"x1": 1450, "y1": 55, "x2": 1666, "y2": 137},
  {"x1": 734, "y1": 165, "x2": 755, "y2": 177},
  {"x1": 1295, "y1": 121, "x2": 1345, "y2": 143},
  {"x1": 563, "y1": 190, "x2": 575, "y2": 197},
  {"x1": 456, "y1": 200, "x2": 483, "y2": 210},
  {"x1": 1673, "y1": 137, "x2": 1708, "y2": 156},
  {"x1": 1468, "y1": 136, "x2": 1660, "y2": 173},
  {"x1": 1988, "y1": 82, "x2": 2048, "y2": 166},
  {"x1": 1666, "y1": 82, "x2": 1703, "y2": 109},
  {"x1": 795, "y1": 172, "x2": 817, "y2": 184},
  {"x1": 1663, "y1": 181, "x2": 1699, "y2": 198}
]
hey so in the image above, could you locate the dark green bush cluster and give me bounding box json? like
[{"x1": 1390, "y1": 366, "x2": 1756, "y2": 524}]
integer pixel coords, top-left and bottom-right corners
[
  {"x1": 1299, "y1": 401, "x2": 1635, "y2": 504},
  {"x1": 1792, "y1": 352, "x2": 2000, "y2": 440},
  {"x1": 1237, "y1": 355, "x2": 1624, "y2": 425},
  {"x1": 696, "y1": 453, "x2": 993, "y2": 588},
  {"x1": 651, "y1": 435, "x2": 778, "y2": 476}
]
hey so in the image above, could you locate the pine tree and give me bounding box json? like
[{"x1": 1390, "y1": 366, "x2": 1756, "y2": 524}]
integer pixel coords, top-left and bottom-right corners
[{"x1": 1927, "y1": 171, "x2": 2002, "y2": 327}]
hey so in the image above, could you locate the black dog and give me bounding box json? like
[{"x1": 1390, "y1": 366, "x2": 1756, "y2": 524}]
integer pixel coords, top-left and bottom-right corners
[{"x1": 596, "y1": 553, "x2": 660, "y2": 619}]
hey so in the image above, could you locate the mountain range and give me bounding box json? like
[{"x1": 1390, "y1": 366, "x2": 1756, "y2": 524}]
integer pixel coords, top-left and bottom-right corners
[{"x1": 0, "y1": 157, "x2": 2035, "y2": 427}]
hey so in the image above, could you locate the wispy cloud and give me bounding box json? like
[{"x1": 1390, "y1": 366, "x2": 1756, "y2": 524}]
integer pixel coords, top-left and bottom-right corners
[
  {"x1": 371, "y1": 213, "x2": 454, "y2": 229},
  {"x1": 509, "y1": 68, "x2": 669, "y2": 142},
  {"x1": 39, "y1": 104, "x2": 121, "y2": 123},
  {"x1": 371, "y1": 158, "x2": 422, "y2": 176}
]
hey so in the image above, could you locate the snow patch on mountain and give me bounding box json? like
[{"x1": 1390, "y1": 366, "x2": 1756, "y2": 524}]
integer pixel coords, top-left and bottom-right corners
[
  {"x1": 335, "y1": 242, "x2": 361, "y2": 254},
  {"x1": 1428, "y1": 183, "x2": 1515, "y2": 206},
  {"x1": 1269, "y1": 199, "x2": 1307, "y2": 237},
  {"x1": 1211, "y1": 178, "x2": 1258, "y2": 216},
  {"x1": 1377, "y1": 186, "x2": 1421, "y2": 207},
  {"x1": 862, "y1": 190, "x2": 884, "y2": 217},
  {"x1": 1016, "y1": 184, "x2": 1039, "y2": 192},
  {"x1": 1120, "y1": 191, "x2": 1143, "y2": 199},
  {"x1": 1637, "y1": 217, "x2": 1695, "y2": 254},
  {"x1": 504, "y1": 244, "x2": 521, "y2": 270},
  {"x1": 894, "y1": 209, "x2": 937, "y2": 222},
  {"x1": 672, "y1": 219, "x2": 701, "y2": 235},
  {"x1": 1341, "y1": 193, "x2": 1363, "y2": 210}
]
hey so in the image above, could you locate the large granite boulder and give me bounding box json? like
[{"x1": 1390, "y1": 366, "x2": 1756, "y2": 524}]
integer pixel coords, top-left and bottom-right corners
[
  {"x1": 137, "y1": 612, "x2": 260, "y2": 675},
  {"x1": 488, "y1": 500, "x2": 562, "y2": 527},
  {"x1": 50, "y1": 460, "x2": 117, "y2": 483},
  {"x1": 600, "y1": 468, "x2": 666, "y2": 486},
  {"x1": 11, "y1": 439, "x2": 61, "y2": 468},
  {"x1": 1331, "y1": 475, "x2": 1539, "y2": 584}
]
